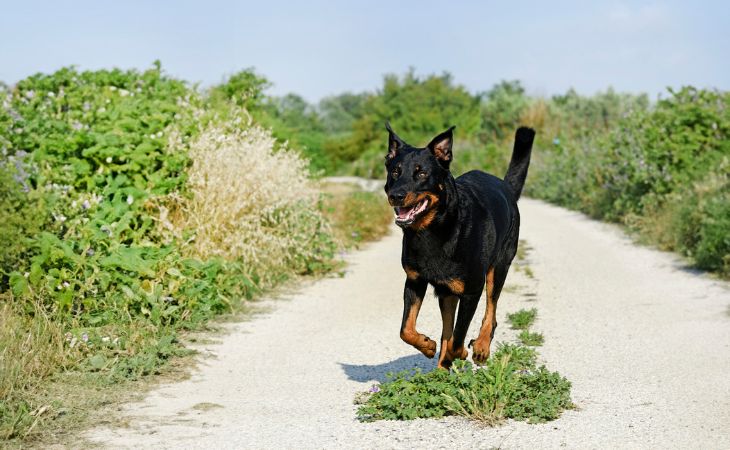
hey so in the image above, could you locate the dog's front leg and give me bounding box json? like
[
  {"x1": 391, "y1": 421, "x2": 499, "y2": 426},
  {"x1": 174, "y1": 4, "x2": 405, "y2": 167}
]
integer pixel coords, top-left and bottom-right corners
[{"x1": 399, "y1": 278, "x2": 437, "y2": 358}]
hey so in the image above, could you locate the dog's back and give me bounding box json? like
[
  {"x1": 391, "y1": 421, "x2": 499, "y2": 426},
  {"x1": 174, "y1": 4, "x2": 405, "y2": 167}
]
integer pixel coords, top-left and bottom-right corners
[{"x1": 453, "y1": 126, "x2": 535, "y2": 265}]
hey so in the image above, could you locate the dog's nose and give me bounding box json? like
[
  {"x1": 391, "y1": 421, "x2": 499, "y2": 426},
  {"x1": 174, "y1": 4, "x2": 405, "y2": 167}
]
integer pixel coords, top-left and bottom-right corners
[{"x1": 389, "y1": 192, "x2": 406, "y2": 205}]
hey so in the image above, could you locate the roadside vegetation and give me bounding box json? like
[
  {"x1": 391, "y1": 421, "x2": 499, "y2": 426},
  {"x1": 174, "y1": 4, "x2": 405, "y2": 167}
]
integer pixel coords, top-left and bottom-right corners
[
  {"x1": 0, "y1": 64, "x2": 390, "y2": 444},
  {"x1": 319, "y1": 182, "x2": 392, "y2": 249}
]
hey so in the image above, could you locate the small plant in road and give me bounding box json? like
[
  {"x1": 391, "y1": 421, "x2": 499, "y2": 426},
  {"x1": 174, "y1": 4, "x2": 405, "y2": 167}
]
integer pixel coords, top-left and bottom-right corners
[
  {"x1": 507, "y1": 308, "x2": 538, "y2": 330},
  {"x1": 356, "y1": 343, "x2": 572, "y2": 424},
  {"x1": 518, "y1": 330, "x2": 544, "y2": 347}
]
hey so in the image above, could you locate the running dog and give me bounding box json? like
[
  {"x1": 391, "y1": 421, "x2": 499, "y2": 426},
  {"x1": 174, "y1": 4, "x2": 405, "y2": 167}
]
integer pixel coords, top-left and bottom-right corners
[{"x1": 384, "y1": 124, "x2": 535, "y2": 368}]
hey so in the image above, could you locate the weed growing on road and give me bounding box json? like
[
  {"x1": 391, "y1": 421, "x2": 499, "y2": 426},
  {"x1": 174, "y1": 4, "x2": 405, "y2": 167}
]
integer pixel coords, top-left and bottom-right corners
[
  {"x1": 518, "y1": 330, "x2": 544, "y2": 347},
  {"x1": 507, "y1": 308, "x2": 538, "y2": 330},
  {"x1": 356, "y1": 343, "x2": 572, "y2": 424}
]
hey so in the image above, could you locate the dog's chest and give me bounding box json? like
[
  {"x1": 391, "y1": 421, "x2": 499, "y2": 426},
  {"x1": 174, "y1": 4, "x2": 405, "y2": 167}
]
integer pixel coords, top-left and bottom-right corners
[{"x1": 402, "y1": 238, "x2": 461, "y2": 282}]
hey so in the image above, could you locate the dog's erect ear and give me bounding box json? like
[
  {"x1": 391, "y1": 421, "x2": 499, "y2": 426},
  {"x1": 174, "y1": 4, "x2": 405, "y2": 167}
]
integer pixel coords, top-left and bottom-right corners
[
  {"x1": 385, "y1": 121, "x2": 406, "y2": 161},
  {"x1": 427, "y1": 126, "x2": 455, "y2": 169}
]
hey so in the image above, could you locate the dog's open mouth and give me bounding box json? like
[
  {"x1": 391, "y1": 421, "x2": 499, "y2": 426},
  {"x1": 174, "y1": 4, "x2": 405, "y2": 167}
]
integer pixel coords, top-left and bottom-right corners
[{"x1": 394, "y1": 199, "x2": 429, "y2": 225}]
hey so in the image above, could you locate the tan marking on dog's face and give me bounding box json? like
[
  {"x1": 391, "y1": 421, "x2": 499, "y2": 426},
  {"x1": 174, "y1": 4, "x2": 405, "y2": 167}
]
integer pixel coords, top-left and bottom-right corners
[
  {"x1": 411, "y1": 192, "x2": 440, "y2": 230},
  {"x1": 402, "y1": 192, "x2": 419, "y2": 207},
  {"x1": 403, "y1": 266, "x2": 419, "y2": 280}
]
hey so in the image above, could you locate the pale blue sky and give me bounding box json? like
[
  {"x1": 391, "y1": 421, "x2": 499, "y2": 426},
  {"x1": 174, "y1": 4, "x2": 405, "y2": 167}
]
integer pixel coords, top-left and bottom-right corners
[{"x1": 1, "y1": 0, "x2": 728, "y2": 101}]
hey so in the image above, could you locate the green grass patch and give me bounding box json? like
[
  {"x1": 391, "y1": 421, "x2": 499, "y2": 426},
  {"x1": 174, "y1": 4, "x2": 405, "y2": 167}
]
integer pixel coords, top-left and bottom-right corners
[
  {"x1": 320, "y1": 183, "x2": 392, "y2": 249},
  {"x1": 356, "y1": 344, "x2": 572, "y2": 425},
  {"x1": 507, "y1": 308, "x2": 538, "y2": 330},
  {"x1": 518, "y1": 330, "x2": 544, "y2": 347}
]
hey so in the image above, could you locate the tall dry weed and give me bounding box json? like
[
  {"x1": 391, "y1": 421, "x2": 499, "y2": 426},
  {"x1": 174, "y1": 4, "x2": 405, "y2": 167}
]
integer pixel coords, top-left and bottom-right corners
[{"x1": 161, "y1": 114, "x2": 335, "y2": 286}]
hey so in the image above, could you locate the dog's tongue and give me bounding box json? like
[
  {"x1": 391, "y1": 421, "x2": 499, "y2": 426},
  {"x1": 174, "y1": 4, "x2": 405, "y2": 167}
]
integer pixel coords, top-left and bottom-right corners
[
  {"x1": 396, "y1": 199, "x2": 428, "y2": 222},
  {"x1": 397, "y1": 205, "x2": 415, "y2": 221}
]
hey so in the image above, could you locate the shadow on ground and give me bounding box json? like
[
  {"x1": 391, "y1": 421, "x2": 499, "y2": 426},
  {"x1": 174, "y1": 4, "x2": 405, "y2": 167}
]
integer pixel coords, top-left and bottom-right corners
[{"x1": 339, "y1": 354, "x2": 435, "y2": 383}]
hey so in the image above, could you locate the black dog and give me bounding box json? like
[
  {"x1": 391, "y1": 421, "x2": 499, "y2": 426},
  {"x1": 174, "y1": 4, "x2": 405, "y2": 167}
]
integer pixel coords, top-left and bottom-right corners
[{"x1": 383, "y1": 124, "x2": 535, "y2": 369}]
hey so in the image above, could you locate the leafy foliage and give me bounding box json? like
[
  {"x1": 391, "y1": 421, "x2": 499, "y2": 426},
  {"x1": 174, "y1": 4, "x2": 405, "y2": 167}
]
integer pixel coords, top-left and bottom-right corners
[
  {"x1": 0, "y1": 65, "x2": 341, "y2": 442},
  {"x1": 356, "y1": 344, "x2": 572, "y2": 424},
  {"x1": 529, "y1": 87, "x2": 730, "y2": 275},
  {"x1": 326, "y1": 71, "x2": 481, "y2": 177},
  {"x1": 518, "y1": 330, "x2": 544, "y2": 347},
  {"x1": 507, "y1": 308, "x2": 538, "y2": 330}
]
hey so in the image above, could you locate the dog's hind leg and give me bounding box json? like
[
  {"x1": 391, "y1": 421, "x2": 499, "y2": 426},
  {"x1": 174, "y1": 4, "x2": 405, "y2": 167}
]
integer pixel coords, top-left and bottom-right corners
[
  {"x1": 436, "y1": 295, "x2": 459, "y2": 369},
  {"x1": 400, "y1": 278, "x2": 437, "y2": 358},
  {"x1": 449, "y1": 294, "x2": 480, "y2": 363},
  {"x1": 471, "y1": 265, "x2": 509, "y2": 365}
]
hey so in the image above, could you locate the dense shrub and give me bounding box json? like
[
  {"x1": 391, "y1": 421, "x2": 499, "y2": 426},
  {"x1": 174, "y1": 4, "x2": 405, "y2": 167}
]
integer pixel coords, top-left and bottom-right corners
[
  {"x1": 338, "y1": 70, "x2": 482, "y2": 177},
  {"x1": 161, "y1": 114, "x2": 337, "y2": 284},
  {"x1": 0, "y1": 65, "x2": 341, "y2": 440},
  {"x1": 528, "y1": 87, "x2": 730, "y2": 275}
]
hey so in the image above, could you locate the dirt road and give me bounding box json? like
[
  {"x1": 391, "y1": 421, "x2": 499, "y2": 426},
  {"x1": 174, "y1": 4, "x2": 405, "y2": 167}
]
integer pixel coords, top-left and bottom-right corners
[{"x1": 88, "y1": 199, "x2": 730, "y2": 449}]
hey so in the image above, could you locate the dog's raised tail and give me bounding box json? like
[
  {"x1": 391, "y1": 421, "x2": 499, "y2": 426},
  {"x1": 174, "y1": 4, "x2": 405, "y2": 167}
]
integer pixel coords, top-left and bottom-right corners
[{"x1": 504, "y1": 127, "x2": 535, "y2": 200}]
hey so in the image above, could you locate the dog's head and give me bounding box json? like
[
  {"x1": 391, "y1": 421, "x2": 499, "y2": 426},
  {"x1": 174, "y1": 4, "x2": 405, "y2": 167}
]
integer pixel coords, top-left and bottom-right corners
[{"x1": 383, "y1": 123, "x2": 454, "y2": 229}]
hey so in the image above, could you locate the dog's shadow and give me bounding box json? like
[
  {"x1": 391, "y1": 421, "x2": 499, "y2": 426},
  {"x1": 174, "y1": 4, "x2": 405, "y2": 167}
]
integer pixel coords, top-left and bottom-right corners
[{"x1": 339, "y1": 354, "x2": 436, "y2": 384}]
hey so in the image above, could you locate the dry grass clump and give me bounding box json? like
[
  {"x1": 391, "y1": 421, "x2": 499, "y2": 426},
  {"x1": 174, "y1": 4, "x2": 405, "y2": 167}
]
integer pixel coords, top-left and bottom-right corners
[
  {"x1": 162, "y1": 116, "x2": 335, "y2": 286},
  {"x1": 0, "y1": 300, "x2": 71, "y2": 439}
]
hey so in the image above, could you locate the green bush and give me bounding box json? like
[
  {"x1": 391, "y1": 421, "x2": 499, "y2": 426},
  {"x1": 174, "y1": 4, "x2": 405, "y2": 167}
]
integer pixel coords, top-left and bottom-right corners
[
  {"x1": 0, "y1": 65, "x2": 339, "y2": 441},
  {"x1": 338, "y1": 70, "x2": 482, "y2": 177},
  {"x1": 528, "y1": 87, "x2": 730, "y2": 275},
  {"x1": 0, "y1": 161, "x2": 47, "y2": 288}
]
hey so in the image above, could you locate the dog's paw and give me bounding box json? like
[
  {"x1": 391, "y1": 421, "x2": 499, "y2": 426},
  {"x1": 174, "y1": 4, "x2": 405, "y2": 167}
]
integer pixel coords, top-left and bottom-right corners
[
  {"x1": 470, "y1": 338, "x2": 491, "y2": 365},
  {"x1": 437, "y1": 340, "x2": 468, "y2": 369},
  {"x1": 417, "y1": 336, "x2": 437, "y2": 359}
]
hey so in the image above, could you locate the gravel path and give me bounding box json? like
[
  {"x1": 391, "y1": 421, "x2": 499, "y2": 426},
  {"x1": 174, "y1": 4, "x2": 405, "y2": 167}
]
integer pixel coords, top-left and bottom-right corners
[{"x1": 87, "y1": 199, "x2": 730, "y2": 449}]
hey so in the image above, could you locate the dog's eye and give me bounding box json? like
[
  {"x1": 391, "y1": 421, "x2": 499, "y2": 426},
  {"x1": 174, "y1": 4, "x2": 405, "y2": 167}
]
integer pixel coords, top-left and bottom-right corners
[
  {"x1": 391, "y1": 168, "x2": 400, "y2": 179},
  {"x1": 416, "y1": 171, "x2": 427, "y2": 179}
]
